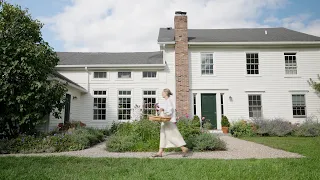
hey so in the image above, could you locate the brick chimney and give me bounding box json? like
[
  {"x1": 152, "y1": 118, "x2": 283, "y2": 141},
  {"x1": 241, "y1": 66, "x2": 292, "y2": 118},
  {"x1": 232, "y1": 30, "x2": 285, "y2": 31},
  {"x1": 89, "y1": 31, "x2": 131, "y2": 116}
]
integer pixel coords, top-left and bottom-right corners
[{"x1": 174, "y1": 11, "x2": 190, "y2": 117}]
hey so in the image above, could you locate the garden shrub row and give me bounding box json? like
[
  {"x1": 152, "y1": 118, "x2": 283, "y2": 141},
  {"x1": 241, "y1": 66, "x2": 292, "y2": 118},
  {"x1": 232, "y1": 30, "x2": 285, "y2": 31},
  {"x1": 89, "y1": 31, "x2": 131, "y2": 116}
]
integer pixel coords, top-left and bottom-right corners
[
  {"x1": 230, "y1": 118, "x2": 320, "y2": 137},
  {"x1": 106, "y1": 117, "x2": 226, "y2": 152},
  {"x1": 0, "y1": 127, "x2": 106, "y2": 154}
]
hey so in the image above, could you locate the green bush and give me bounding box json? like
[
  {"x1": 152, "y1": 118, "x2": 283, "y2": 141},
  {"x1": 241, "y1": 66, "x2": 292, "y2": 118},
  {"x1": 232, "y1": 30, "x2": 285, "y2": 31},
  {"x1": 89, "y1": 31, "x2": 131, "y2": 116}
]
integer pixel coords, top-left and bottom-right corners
[
  {"x1": 106, "y1": 119, "x2": 160, "y2": 152},
  {"x1": 253, "y1": 118, "x2": 294, "y2": 136},
  {"x1": 230, "y1": 120, "x2": 256, "y2": 137},
  {"x1": 189, "y1": 133, "x2": 226, "y2": 151},
  {"x1": 0, "y1": 127, "x2": 105, "y2": 154},
  {"x1": 221, "y1": 116, "x2": 230, "y2": 127},
  {"x1": 293, "y1": 120, "x2": 320, "y2": 137}
]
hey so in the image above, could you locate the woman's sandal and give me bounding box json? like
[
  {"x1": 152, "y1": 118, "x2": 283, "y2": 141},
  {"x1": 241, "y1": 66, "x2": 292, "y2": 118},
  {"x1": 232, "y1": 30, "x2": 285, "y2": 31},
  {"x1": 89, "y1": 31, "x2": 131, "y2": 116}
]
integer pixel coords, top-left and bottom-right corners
[{"x1": 152, "y1": 154, "x2": 163, "y2": 158}]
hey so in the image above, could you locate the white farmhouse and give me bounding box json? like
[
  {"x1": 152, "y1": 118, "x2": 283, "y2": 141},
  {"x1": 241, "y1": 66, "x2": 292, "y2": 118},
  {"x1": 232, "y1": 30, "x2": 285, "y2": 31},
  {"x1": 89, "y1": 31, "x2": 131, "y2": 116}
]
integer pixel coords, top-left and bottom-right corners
[{"x1": 47, "y1": 11, "x2": 320, "y2": 131}]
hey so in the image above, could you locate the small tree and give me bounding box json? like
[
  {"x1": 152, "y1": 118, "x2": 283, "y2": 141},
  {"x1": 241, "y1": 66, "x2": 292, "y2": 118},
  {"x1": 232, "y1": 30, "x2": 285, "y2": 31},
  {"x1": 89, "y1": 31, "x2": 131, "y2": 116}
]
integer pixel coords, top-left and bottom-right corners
[
  {"x1": 0, "y1": 1, "x2": 67, "y2": 138},
  {"x1": 308, "y1": 75, "x2": 320, "y2": 93}
]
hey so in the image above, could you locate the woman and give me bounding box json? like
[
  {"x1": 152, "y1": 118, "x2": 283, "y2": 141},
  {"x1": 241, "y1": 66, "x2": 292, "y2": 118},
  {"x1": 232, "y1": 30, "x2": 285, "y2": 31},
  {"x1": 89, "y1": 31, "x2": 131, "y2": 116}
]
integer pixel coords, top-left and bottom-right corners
[{"x1": 152, "y1": 88, "x2": 189, "y2": 158}]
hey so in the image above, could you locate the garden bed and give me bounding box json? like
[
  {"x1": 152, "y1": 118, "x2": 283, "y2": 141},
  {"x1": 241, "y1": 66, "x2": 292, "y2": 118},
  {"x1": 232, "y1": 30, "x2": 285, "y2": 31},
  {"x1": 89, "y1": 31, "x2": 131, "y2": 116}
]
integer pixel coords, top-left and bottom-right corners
[
  {"x1": 0, "y1": 125, "x2": 107, "y2": 154},
  {"x1": 106, "y1": 118, "x2": 226, "y2": 152}
]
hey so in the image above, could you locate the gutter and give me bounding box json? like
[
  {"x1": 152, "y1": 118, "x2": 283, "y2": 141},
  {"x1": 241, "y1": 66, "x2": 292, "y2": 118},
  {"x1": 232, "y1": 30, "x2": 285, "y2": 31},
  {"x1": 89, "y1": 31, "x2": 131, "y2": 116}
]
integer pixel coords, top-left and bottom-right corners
[
  {"x1": 56, "y1": 64, "x2": 166, "y2": 69},
  {"x1": 158, "y1": 41, "x2": 320, "y2": 46},
  {"x1": 85, "y1": 66, "x2": 89, "y2": 91}
]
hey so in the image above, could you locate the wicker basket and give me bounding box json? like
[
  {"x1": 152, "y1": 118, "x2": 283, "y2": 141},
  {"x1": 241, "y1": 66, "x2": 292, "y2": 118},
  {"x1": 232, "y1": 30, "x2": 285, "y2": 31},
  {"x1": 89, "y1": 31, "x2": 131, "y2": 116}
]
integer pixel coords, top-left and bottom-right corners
[{"x1": 148, "y1": 116, "x2": 171, "y2": 122}]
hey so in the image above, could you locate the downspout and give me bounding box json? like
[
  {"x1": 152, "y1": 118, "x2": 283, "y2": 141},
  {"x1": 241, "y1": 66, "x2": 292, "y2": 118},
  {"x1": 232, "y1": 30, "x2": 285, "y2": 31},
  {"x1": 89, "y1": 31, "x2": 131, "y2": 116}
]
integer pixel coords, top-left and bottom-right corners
[{"x1": 85, "y1": 66, "x2": 89, "y2": 91}]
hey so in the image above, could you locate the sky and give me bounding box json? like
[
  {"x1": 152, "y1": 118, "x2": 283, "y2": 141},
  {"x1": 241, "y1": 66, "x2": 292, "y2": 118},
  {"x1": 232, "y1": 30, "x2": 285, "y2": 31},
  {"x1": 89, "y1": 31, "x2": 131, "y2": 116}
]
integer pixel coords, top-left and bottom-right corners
[{"x1": 6, "y1": 0, "x2": 320, "y2": 52}]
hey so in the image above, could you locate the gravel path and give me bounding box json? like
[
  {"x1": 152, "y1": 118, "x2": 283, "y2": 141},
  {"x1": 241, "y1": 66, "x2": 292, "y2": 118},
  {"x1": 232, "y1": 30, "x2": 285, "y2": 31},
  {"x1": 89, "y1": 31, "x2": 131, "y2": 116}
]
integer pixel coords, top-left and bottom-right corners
[{"x1": 1, "y1": 135, "x2": 303, "y2": 159}]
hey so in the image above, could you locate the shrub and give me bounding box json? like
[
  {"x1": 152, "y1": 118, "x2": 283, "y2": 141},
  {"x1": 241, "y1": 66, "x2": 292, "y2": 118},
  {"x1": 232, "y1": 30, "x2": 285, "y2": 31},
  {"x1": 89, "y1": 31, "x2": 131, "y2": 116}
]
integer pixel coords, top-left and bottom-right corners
[
  {"x1": 293, "y1": 120, "x2": 320, "y2": 137},
  {"x1": 253, "y1": 118, "x2": 294, "y2": 137},
  {"x1": 106, "y1": 135, "x2": 136, "y2": 152},
  {"x1": 0, "y1": 127, "x2": 105, "y2": 154},
  {"x1": 177, "y1": 118, "x2": 201, "y2": 139},
  {"x1": 188, "y1": 133, "x2": 226, "y2": 151},
  {"x1": 229, "y1": 120, "x2": 255, "y2": 137},
  {"x1": 221, "y1": 116, "x2": 230, "y2": 127}
]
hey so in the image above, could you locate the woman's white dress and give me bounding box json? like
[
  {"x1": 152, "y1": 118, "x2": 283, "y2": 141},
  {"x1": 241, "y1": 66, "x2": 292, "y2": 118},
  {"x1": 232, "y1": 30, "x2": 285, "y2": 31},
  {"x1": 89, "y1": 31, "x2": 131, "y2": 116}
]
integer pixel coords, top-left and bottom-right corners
[{"x1": 159, "y1": 98, "x2": 186, "y2": 148}]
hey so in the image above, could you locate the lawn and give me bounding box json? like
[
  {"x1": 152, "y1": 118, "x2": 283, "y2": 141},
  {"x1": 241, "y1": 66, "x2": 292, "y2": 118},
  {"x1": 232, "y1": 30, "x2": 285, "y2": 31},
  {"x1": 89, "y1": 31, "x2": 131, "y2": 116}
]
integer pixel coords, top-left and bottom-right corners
[{"x1": 0, "y1": 137, "x2": 319, "y2": 180}]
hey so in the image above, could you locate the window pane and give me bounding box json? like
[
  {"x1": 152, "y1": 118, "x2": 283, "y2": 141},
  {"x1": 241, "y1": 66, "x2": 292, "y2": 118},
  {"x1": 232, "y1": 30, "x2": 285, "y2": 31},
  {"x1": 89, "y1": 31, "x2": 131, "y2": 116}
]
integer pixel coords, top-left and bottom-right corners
[
  {"x1": 246, "y1": 53, "x2": 259, "y2": 75},
  {"x1": 201, "y1": 53, "x2": 214, "y2": 75},
  {"x1": 118, "y1": 72, "x2": 131, "y2": 78},
  {"x1": 248, "y1": 95, "x2": 262, "y2": 118}
]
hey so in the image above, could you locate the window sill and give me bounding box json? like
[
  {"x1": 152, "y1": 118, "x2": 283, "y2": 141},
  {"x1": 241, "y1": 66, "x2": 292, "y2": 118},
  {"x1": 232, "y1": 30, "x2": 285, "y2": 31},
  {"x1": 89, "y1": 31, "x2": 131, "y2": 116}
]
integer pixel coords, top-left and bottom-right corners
[
  {"x1": 201, "y1": 74, "x2": 216, "y2": 77},
  {"x1": 293, "y1": 116, "x2": 306, "y2": 118},
  {"x1": 116, "y1": 78, "x2": 133, "y2": 81},
  {"x1": 92, "y1": 78, "x2": 110, "y2": 81},
  {"x1": 246, "y1": 75, "x2": 262, "y2": 77}
]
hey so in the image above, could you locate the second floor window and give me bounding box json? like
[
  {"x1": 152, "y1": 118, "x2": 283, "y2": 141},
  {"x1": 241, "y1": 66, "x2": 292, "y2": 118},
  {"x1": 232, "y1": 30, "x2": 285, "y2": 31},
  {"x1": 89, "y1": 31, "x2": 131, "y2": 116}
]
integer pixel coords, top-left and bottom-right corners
[
  {"x1": 201, "y1": 53, "x2": 214, "y2": 75},
  {"x1": 118, "y1": 72, "x2": 131, "y2": 79},
  {"x1": 143, "y1": 72, "x2": 157, "y2": 78},
  {"x1": 246, "y1": 53, "x2": 259, "y2": 75},
  {"x1": 93, "y1": 72, "x2": 107, "y2": 78},
  {"x1": 285, "y1": 53, "x2": 297, "y2": 75}
]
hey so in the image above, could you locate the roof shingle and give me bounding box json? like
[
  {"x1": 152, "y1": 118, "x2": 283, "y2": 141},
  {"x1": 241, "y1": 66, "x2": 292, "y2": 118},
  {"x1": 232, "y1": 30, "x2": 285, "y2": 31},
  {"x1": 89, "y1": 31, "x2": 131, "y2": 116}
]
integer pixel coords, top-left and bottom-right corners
[
  {"x1": 158, "y1": 27, "x2": 320, "y2": 43},
  {"x1": 57, "y1": 51, "x2": 163, "y2": 65}
]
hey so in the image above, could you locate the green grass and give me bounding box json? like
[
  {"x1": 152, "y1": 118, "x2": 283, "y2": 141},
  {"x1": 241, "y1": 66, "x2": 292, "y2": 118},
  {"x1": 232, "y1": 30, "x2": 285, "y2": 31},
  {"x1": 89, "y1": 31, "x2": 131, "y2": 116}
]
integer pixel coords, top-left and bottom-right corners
[{"x1": 1, "y1": 137, "x2": 320, "y2": 180}]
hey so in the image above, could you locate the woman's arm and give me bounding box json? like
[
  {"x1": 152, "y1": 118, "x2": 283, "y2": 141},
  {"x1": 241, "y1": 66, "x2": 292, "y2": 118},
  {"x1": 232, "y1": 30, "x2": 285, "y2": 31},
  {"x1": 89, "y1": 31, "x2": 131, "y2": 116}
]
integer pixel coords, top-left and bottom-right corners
[{"x1": 164, "y1": 100, "x2": 174, "y2": 116}]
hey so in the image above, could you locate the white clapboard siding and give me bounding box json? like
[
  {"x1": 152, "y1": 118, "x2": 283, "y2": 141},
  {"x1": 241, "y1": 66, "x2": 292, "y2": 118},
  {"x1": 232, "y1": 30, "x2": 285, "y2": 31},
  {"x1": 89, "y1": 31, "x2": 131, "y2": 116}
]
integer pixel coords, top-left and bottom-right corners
[{"x1": 189, "y1": 47, "x2": 320, "y2": 125}]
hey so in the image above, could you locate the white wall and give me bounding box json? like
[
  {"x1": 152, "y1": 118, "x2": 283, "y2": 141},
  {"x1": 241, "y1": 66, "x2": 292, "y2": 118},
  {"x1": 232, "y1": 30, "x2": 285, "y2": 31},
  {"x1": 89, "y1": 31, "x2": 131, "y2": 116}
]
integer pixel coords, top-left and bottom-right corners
[
  {"x1": 48, "y1": 86, "x2": 83, "y2": 131},
  {"x1": 188, "y1": 47, "x2": 320, "y2": 125},
  {"x1": 57, "y1": 54, "x2": 176, "y2": 128}
]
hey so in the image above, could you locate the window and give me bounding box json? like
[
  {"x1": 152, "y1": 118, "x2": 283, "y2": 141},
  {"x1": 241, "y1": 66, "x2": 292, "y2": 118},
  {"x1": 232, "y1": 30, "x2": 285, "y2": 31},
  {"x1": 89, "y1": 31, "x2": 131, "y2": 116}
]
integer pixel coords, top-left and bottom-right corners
[
  {"x1": 118, "y1": 72, "x2": 131, "y2": 79},
  {"x1": 221, "y1": 93, "x2": 224, "y2": 116},
  {"x1": 143, "y1": 90, "x2": 156, "y2": 95},
  {"x1": 285, "y1": 53, "x2": 297, "y2": 75},
  {"x1": 93, "y1": 72, "x2": 107, "y2": 78},
  {"x1": 201, "y1": 53, "x2": 214, "y2": 75},
  {"x1": 143, "y1": 91, "x2": 157, "y2": 115},
  {"x1": 193, "y1": 94, "x2": 197, "y2": 115},
  {"x1": 118, "y1": 90, "x2": 131, "y2": 120},
  {"x1": 143, "y1": 72, "x2": 157, "y2": 78},
  {"x1": 248, "y1": 95, "x2": 262, "y2": 118},
  {"x1": 246, "y1": 53, "x2": 259, "y2": 75},
  {"x1": 292, "y1": 94, "x2": 306, "y2": 117},
  {"x1": 93, "y1": 90, "x2": 107, "y2": 120}
]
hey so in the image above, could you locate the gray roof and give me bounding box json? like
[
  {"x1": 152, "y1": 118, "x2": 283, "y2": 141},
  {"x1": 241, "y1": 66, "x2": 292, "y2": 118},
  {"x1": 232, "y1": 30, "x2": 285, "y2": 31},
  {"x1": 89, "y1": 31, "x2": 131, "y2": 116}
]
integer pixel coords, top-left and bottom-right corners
[
  {"x1": 52, "y1": 71, "x2": 86, "y2": 91},
  {"x1": 158, "y1": 27, "x2": 320, "y2": 43},
  {"x1": 57, "y1": 51, "x2": 163, "y2": 65}
]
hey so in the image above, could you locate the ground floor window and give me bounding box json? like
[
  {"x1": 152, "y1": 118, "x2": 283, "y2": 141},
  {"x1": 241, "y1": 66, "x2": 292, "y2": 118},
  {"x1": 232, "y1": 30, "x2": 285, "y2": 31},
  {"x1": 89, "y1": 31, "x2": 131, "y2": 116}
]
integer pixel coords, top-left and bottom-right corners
[
  {"x1": 221, "y1": 93, "x2": 224, "y2": 117},
  {"x1": 292, "y1": 94, "x2": 306, "y2": 117},
  {"x1": 193, "y1": 93, "x2": 197, "y2": 115},
  {"x1": 143, "y1": 91, "x2": 156, "y2": 116},
  {"x1": 93, "y1": 90, "x2": 107, "y2": 120},
  {"x1": 248, "y1": 94, "x2": 262, "y2": 118},
  {"x1": 118, "y1": 90, "x2": 131, "y2": 120}
]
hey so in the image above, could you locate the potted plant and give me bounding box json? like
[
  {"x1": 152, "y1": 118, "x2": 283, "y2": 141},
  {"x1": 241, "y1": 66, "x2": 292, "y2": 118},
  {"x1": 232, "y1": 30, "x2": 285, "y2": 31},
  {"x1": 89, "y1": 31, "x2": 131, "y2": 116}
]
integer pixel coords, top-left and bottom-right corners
[{"x1": 221, "y1": 115, "x2": 230, "y2": 134}]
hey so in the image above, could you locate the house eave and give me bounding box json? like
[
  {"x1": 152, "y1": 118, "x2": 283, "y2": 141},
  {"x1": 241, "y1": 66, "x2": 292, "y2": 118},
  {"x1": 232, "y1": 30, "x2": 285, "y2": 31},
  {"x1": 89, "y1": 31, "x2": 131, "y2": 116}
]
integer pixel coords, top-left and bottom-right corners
[
  {"x1": 51, "y1": 77, "x2": 87, "y2": 93},
  {"x1": 55, "y1": 64, "x2": 166, "y2": 70}
]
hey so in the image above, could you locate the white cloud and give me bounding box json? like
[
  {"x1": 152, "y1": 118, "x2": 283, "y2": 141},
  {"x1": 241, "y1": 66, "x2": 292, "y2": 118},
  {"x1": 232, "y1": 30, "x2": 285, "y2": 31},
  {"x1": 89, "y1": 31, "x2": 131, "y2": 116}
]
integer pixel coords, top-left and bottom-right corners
[
  {"x1": 264, "y1": 14, "x2": 320, "y2": 37},
  {"x1": 41, "y1": 0, "x2": 320, "y2": 52}
]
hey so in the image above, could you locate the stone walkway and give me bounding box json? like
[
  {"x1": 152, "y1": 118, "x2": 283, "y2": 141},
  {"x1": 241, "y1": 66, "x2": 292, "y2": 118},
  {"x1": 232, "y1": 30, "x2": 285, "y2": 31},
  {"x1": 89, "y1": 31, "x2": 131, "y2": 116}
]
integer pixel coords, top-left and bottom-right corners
[{"x1": 1, "y1": 135, "x2": 304, "y2": 159}]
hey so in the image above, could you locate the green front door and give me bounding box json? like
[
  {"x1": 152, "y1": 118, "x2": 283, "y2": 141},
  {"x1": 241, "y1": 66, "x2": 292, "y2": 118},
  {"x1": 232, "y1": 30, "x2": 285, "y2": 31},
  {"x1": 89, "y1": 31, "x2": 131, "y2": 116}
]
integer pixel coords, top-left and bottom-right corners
[{"x1": 201, "y1": 94, "x2": 217, "y2": 129}]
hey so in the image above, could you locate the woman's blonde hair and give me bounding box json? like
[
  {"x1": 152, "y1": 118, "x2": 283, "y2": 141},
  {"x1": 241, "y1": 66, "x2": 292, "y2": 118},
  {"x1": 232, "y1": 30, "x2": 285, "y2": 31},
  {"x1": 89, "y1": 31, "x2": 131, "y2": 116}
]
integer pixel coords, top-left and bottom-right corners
[{"x1": 163, "y1": 88, "x2": 173, "y2": 97}]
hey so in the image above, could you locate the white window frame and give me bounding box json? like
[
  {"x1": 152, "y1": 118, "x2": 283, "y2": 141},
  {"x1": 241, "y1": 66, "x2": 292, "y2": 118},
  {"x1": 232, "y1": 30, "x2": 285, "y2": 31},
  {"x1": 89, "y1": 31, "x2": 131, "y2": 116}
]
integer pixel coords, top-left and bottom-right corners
[
  {"x1": 117, "y1": 71, "x2": 132, "y2": 80},
  {"x1": 91, "y1": 71, "x2": 109, "y2": 81},
  {"x1": 292, "y1": 94, "x2": 307, "y2": 118},
  {"x1": 248, "y1": 94, "x2": 262, "y2": 118},
  {"x1": 246, "y1": 53, "x2": 260, "y2": 75},
  {"x1": 118, "y1": 90, "x2": 132, "y2": 121},
  {"x1": 92, "y1": 90, "x2": 107, "y2": 120},
  {"x1": 142, "y1": 90, "x2": 157, "y2": 116},
  {"x1": 284, "y1": 52, "x2": 298, "y2": 75},
  {"x1": 142, "y1": 71, "x2": 157, "y2": 79},
  {"x1": 200, "y1": 52, "x2": 215, "y2": 76}
]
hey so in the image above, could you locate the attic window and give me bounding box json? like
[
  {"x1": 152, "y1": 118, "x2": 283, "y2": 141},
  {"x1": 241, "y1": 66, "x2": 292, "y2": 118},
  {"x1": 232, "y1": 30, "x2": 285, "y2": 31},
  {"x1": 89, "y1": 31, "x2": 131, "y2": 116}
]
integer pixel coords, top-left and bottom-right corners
[
  {"x1": 94, "y1": 72, "x2": 107, "y2": 78},
  {"x1": 118, "y1": 72, "x2": 131, "y2": 79}
]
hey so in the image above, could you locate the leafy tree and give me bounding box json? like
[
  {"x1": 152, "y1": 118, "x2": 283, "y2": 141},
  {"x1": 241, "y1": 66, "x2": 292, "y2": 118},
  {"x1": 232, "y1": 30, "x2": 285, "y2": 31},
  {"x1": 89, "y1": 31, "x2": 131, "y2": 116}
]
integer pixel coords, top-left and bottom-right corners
[
  {"x1": 0, "y1": 1, "x2": 67, "y2": 138},
  {"x1": 309, "y1": 75, "x2": 320, "y2": 93}
]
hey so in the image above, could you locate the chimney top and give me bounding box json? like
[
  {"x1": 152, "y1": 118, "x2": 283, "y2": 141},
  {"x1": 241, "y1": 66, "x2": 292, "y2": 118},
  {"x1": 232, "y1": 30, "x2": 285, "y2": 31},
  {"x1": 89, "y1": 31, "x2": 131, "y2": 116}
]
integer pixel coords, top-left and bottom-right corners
[{"x1": 175, "y1": 11, "x2": 187, "y2": 16}]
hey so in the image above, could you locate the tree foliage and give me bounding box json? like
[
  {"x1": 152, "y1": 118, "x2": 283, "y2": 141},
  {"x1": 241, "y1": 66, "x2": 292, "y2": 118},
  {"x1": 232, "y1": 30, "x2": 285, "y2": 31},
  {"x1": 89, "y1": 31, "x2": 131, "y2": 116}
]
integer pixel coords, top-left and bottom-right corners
[
  {"x1": 0, "y1": 1, "x2": 67, "y2": 138},
  {"x1": 309, "y1": 75, "x2": 320, "y2": 93}
]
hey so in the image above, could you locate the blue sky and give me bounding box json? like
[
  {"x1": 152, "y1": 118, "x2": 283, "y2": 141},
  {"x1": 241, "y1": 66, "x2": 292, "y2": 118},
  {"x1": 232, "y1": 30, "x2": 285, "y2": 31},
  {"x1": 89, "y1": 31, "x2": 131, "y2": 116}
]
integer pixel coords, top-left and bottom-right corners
[{"x1": 6, "y1": 0, "x2": 320, "y2": 52}]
